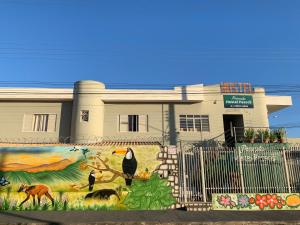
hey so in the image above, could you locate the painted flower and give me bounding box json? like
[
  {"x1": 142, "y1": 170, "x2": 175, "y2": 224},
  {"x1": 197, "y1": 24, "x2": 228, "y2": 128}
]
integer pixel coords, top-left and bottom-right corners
[
  {"x1": 40, "y1": 198, "x2": 48, "y2": 207},
  {"x1": 218, "y1": 195, "x2": 232, "y2": 208},
  {"x1": 249, "y1": 197, "x2": 255, "y2": 204},
  {"x1": 9, "y1": 199, "x2": 17, "y2": 209},
  {"x1": 62, "y1": 194, "x2": 69, "y2": 204},
  {"x1": 237, "y1": 195, "x2": 250, "y2": 208},
  {"x1": 230, "y1": 201, "x2": 236, "y2": 207},
  {"x1": 266, "y1": 194, "x2": 278, "y2": 209},
  {"x1": 255, "y1": 194, "x2": 268, "y2": 210},
  {"x1": 21, "y1": 200, "x2": 31, "y2": 209}
]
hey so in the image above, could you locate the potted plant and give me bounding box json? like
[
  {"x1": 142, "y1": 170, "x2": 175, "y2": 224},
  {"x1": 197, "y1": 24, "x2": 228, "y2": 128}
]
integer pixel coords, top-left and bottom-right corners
[
  {"x1": 263, "y1": 129, "x2": 270, "y2": 143},
  {"x1": 256, "y1": 129, "x2": 264, "y2": 143},
  {"x1": 275, "y1": 128, "x2": 286, "y2": 143},
  {"x1": 244, "y1": 128, "x2": 256, "y2": 143},
  {"x1": 269, "y1": 130, "x2": 277, "y2": 143},
  {"x1": 256, "y1": 129, "x2": 270, "y2": 143}
]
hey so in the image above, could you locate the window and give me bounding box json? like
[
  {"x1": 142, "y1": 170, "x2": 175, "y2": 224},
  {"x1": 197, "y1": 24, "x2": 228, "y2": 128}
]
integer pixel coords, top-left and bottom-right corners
[
  {"x1": 33, "y1": 114, "x2": 49, "y2": 132},
  {"x1": 23, "y1": 114, "x2": 57, "y2": 132},
  {"x1": 80, "y1": 110, "x2": 89, "y2": 122},
  {"x1": 128, "y1": 115, "x2": 139, "y2": 132},
  {"x1": 119, "y1": 114, "x2": 148, "y2": 132},
  {"x1": 179, "y1": 115, "x2": 210, "y2": 132}
]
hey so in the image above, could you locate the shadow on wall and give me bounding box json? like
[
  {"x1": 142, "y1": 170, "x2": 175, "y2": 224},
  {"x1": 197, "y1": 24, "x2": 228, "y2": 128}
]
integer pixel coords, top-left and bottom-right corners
[
  {"x1": 168, "y1": 104, "x2": 177, "y2": 145},
  {"x1": 181, "y1": 86, "x2": 188, "y2": 101},
  {"x1": 168, "y1": 86, "x2": 187, "y2": 145},
  {"x1": 59, "y1": 102, "x2": 73, "y2": 143}
]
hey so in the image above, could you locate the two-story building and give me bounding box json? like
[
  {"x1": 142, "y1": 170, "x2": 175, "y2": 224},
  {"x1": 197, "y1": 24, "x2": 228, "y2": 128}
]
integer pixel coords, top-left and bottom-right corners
[{"x1": 0, "y1": 80, "x2": 292, "y2": 145}]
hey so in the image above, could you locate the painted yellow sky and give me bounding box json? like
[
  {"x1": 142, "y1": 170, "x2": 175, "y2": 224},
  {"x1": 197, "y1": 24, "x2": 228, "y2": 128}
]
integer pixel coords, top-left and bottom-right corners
[{"x1": 3, "y1": 153, "x2": 76, "y2": 166}]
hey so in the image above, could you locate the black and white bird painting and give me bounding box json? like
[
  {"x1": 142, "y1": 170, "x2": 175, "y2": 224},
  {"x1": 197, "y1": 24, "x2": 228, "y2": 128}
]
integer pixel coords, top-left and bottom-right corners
[
  {"x1": 88, "y1": 170, "x2": 96, "y2": 191},
  {"x1": 112, "y1": 147, "x2": 137, "y2": 186}
]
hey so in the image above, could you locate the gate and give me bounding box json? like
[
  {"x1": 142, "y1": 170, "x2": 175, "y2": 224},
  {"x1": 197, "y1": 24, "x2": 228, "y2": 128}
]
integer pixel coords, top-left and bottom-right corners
[{"x1": 177, "y1": 142, "x2": 300, "y2": 204}]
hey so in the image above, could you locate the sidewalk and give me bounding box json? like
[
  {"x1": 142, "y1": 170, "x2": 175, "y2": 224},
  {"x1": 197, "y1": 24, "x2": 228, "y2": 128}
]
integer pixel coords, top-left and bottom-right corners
[{"x1": 1, "y1": 210, "x2": 300, "y2": 225}]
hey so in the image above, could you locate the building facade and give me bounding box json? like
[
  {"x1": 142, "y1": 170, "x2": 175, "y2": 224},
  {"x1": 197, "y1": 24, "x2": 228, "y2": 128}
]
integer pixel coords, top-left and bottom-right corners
[{"x1": 0, "y1": 80, "x2": 292, "y2": 144}]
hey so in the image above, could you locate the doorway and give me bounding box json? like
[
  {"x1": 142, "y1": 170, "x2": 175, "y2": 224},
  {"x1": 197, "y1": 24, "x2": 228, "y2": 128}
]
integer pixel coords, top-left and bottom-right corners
[{"x1": 223, "y1": 115, "x2": 244, "y2": 146}]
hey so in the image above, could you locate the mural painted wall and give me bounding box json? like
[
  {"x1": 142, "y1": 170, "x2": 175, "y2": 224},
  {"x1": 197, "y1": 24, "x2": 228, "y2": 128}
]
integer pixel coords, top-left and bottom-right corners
[
  {"x1": 212, "y1": 193, "x2": 300, "y2": 210},
  {"x1": 0, "y1": 145, "x2": 175, "y2": 210}
]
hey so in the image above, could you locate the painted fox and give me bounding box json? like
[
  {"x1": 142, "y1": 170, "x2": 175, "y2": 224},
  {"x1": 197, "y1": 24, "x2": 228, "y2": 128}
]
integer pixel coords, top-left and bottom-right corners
[{"x1": 18, "y1": 184, "x2": 54, "y2": 207}]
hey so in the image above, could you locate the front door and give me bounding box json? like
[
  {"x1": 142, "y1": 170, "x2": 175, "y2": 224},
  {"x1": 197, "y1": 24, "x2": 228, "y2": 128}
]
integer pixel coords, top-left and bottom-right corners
[{"x1": 223, "y1": 115, "x2": 244, "y2": 146}]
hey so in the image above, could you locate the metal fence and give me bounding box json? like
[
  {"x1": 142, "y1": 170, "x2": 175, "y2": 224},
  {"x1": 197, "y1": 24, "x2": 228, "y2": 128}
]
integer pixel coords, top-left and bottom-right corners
[
  {"x1": 0, "y1": 136, "x2": 164, "y2": 145},
  {"x1": 178, "y1": 144, "x2": 300, "y2": 203}
]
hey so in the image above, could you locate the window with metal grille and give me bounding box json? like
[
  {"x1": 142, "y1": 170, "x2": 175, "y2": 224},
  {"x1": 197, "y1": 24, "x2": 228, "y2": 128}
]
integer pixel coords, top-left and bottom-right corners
[
  {"x1": 23, "y1": 114, "x2": 56, "y2": 132},
  {"x1": 179, "y1": 115, "x2": 210, "y2": 132},
  {"x1": 80, "y1": 110, "x2": 89, "y2": 122},
  {"x1": 128, "y1": 115, "x2": 139, "y2": 132},
  {"x1": 119, "y1": 114, "x2": 148, "y2": 132},
  {"x1": 33, "y1": 114, "x2": 49, "y2": 132}
]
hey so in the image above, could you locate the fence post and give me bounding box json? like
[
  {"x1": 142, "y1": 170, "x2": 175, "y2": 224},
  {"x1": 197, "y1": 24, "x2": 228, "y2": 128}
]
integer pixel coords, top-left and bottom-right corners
[
  {"x1": 237, "y1": 147, "x2": 245, "y2": 194},
  {"x1": 233, "y1": 127, "x2": 237, "y2": 144},
  {"x1": 199, "y1": 147, "x2": 207, "y2": 202},
  {"x1": 282, "y1": 148, "x2": 292, "y2": 193},
  {"x1": 180, "y1": 141, "x2": 188, "y2": 203}
]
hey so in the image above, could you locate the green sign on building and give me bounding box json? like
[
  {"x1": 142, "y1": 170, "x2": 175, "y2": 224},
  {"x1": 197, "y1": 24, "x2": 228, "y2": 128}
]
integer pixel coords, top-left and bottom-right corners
[{"x1": 223, "y1": 95, "x2": 254, "y2": 108}]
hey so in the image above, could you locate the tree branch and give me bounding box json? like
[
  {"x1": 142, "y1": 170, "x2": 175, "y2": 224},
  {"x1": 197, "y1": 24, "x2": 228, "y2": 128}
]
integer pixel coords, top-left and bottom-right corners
[{"x1": 74, "y1": 156, "x2": 148, "y2": 190}]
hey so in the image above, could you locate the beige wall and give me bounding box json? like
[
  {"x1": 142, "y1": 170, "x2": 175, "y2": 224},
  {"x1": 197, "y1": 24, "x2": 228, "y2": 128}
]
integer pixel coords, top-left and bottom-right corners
[
  {"x1": 102, "y1": 85, "x2": 270, "y2": 144},
  {"x1": 70, "y1": 80, "x2": 105, "y2": 143},
  {"x1": 287, "y1": 138, "x2": 300, "y2": 144},
  {"x1": 0, "y1": 85, "x2": 272, "y2": 144},
  {"x1": 0, "y1": 101, "x2": 72, "y2": 143},
  {"x1": 193, "y1": 85, "x2": 269, "y2": 142},
  {"x1": 103, "y1": 103, "x2": 165, "y2": 140}
]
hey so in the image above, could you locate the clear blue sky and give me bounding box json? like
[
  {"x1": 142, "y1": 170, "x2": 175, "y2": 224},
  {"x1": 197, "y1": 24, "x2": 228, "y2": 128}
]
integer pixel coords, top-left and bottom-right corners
[{"x1": 0, "y1": 0, "x2": 300, "y2": 136}]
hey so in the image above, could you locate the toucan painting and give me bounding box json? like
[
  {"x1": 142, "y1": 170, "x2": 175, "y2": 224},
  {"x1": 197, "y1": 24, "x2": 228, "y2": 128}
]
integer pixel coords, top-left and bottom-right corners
[{"x1": 112, "y1": 148, "x2": 137, "y2": 186}]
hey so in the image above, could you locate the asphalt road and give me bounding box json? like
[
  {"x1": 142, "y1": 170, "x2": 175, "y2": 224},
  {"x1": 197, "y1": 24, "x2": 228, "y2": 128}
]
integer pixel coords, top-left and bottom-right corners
[{"x1": 1, "y1": 210, "x2": 300, "y2": 225}]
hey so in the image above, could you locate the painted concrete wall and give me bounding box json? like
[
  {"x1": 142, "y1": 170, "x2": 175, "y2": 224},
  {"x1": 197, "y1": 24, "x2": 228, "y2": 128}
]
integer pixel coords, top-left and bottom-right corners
[
  {"x1": 0, "y1": 144, "x2": 175, "y2": 211},
  {"x1": 0, "y1": 102, "x2": 72, "y2": 142},
  {"x1": 212, "y1": 193, "x2": 300, "y2": 210}
]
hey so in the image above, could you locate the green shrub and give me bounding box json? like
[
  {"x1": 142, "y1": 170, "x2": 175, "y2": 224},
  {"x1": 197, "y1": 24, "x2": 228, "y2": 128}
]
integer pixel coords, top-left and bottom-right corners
[
  {"x1": 123, "y1": 173, "x2": 176, "y2": 210},
  {"x1": 274, "y1": 128, "x2": 286, "y2": 143},
  {"x1": 256, "y1": 129, "x2": 270, "y2": 143},
  {"x1": 269, "y1": 131, "x2": 277, "y2": 143},
  {"x1": 244, "y1": 128, "x2": 255, "y2": 143}
]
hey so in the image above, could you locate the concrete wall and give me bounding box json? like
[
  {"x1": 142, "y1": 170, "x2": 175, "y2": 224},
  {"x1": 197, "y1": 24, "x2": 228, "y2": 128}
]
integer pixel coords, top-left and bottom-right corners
[
  {"x1": 103, "y1": 85, "x2": 270, "y2": 145},
  {"x1": 0, "y1": 82, "x2": 271, "y2": 144},
  {"x1": 103, "y1": 102, "x2": 214, "y2": 144},
  {"x1": 103, "y1": 103, "x2": 165, "y2": 140},
  {"x1": 70, "y1": 80, "x2": 105, "y2": 143},
  {"x1": 0, "y1": 144, "x2": 175, "y2": 211},
  {"x1": 0, "y1": 101, "x2": 72, "y2": 142},
  {"x1": 287, "y1": 138, "x2": 300, "y2": 144},
  {"x1": 190, "y1": 85, "x2": 269, "y2": 142}
]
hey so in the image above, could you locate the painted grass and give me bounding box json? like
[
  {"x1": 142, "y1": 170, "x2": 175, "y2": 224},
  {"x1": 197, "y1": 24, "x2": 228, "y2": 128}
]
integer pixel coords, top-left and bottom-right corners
[
  {"x1": 0, "y1": 191, "x2": 127, "y2": 211},
  {"x1": 0, "y1": 160, "x2": 83, "y2": 185}
]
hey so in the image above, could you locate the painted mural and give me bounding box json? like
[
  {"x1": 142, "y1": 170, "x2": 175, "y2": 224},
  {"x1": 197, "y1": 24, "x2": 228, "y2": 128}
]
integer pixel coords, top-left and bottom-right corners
[
  {"x1": 0, "y1": 145, "x2": 175, "y2": 210},
  {"x1": 212, "y1": 193, "x2": 300, "y2": 210}
]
